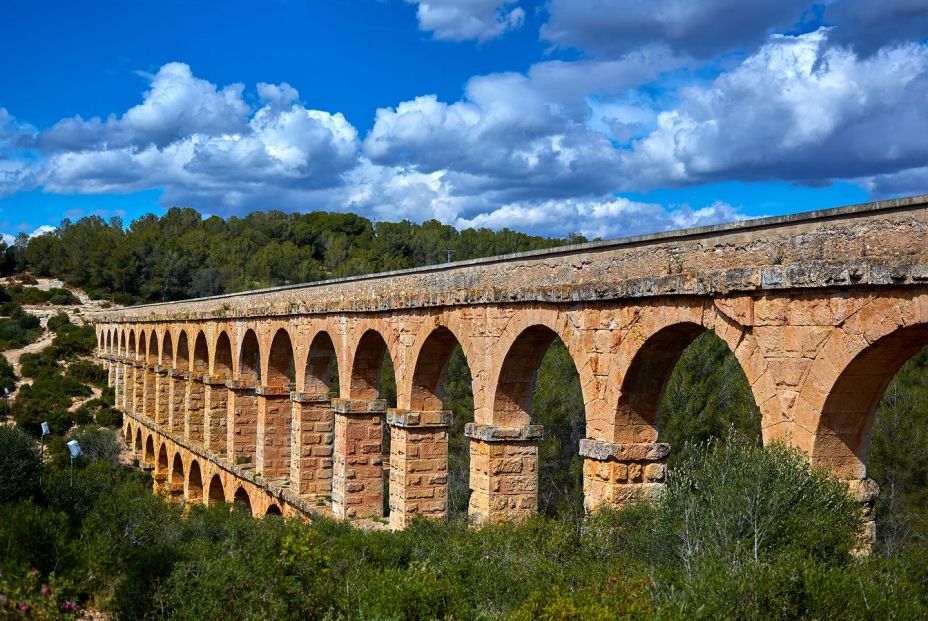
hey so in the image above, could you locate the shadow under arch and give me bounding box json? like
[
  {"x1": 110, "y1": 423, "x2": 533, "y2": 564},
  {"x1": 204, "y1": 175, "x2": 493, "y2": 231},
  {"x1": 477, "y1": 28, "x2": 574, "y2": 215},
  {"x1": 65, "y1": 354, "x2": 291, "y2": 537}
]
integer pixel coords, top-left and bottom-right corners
[
  {"x1": 144, "y1": 435, "x2": 155, "y2": 465},
  {"x1": 214, "y1": 331, "x2": 233, "y2": 380},
  {"x1": 239, "y1": 329, "x2": 261, "y2": 383},
  {"x1": 233, "y1": 487, "x2": 253, "y2": 516},
  {"x1": 207, "y1": 475, "x2": 226, "y2": 505},
  {"x1": 162, "y1": 331, "x2": 174, "y2": 367},
  {"x1": 265, "y1": 504, "x2": 282, "y2": 517},
  {"x1": 259, "y1": 328, "x2": 296, "y2": 479},
  {"x1": 812, "y1": 324, "x2": 928, "y2": 480},
  {"x1": 188, "y1": 460, "x2": 204, "y2": 504}
]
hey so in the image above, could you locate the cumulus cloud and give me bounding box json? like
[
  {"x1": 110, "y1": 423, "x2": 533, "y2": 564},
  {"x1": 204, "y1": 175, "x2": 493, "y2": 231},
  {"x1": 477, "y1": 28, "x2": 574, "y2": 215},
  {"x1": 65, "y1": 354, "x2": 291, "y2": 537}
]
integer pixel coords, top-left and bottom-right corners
[
  {"x1": 406, "y1": 0, "x2": 524, "y2": 42},
  {"x1": 620, "y1": 30, "x2": 928, "y2": 188},
  {"x1": 542, "y1": 0, "x2": 813, "y2": 58},
  {"x1": 37, "y1": 63, "x2": 250, "y2": 151}
]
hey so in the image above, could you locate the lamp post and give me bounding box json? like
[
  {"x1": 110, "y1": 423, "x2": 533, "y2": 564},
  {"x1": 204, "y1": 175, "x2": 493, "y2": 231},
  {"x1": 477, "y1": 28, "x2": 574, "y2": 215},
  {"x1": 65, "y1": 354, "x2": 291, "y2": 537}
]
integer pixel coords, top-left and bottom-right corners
[
  {"x1": 39, "y1": 421, "x2": 49, "y2": 486},
  {"x1": 66, "y1": 440, "x2": 82, "y2": 487}
]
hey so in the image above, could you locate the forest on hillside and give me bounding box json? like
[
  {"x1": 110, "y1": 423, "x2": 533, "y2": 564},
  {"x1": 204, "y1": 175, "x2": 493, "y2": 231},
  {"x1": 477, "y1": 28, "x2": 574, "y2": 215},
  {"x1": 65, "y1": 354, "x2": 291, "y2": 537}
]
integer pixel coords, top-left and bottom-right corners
[{"x1": 0, "y1": 208, "x2": 926, "y2": 617}]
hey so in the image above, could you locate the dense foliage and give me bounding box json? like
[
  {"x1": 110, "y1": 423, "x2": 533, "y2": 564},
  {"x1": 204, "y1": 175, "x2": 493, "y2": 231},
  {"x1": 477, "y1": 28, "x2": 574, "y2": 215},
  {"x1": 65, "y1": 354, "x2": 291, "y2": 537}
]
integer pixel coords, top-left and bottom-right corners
[
  {"x1": 2, "y1": 431, "x2": 926, "y2": 620},
  {"x1": 5, "y1": 208, "x2": 575, "y2": 304}
]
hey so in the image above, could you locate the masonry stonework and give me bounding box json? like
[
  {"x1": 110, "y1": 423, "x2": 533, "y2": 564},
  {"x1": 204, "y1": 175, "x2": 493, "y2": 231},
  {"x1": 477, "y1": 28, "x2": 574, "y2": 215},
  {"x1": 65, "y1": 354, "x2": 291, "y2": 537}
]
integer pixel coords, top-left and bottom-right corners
[{"x1": 93, "y1": 195, "x2": 928, "y2": 536}]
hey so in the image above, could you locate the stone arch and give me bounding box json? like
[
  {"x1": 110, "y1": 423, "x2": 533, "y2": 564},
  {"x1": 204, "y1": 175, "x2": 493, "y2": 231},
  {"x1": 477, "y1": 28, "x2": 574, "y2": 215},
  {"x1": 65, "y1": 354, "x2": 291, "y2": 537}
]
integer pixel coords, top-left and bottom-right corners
[
  {"x1": 265, "y1": 504, "x2": 282, "y2": 516},
  {"x1": 157, "y1": 443, "x2": 169, "y2": 479},
  {"x1": 134, "y1": 428, "x2": 143, "y2": 452},
  {"x1": 303, "y1": 331, "x2": 338, "y2": 395},
  {"x1": 213, "y1": 331, "x2": 234, "y2": 380},
  {"x1": 408, "y1": 325, "x2": 469, "y2": 412},
  {"x1": 121, "y1": 329, "x2": 129, "y2": 356},
  {"x1": 239, "y1": 329, "x2": 261, "y2": 382},
  {"x1": 233, "y1": 487, "x2": 253, "y2": 515},
  {"x1": 124, "y1": 422, "x2": 132, "y2": 445},
  {"x1": 188, "y1": 460, "x2": 204, "y2": 504},
  {"x1": 144, "y1": 435, "x2": 155, "y2": 464},
  {"x1": 192, "y1": 331, "x2": 209, "y2": 375},
  {"x1": 810, "y1": 322, "x2": 928, "y2": 479},
  {"x1": 266, "y1": 328, "x2": 295, "y2": 388},
  {"x1": 105, "y1": 330, "x2": 112, "y2": 352},
  {"x1": 207, "y1": 474, "x2": 226, "y2": 505},
  {"x1": 491, "y1": 324, "x2": 583, "y2": 428},
  {"x1": 162, "y1": 331, "x2": 174, "y2": 367},
  {"x1": 613, "y1": 322, "x2": 706, "y2": 444},
  {"x1": 176, "y1": 331, "x2": 190, "y2": 373},
  {"x1": 349, "y1": 329, "x2": 393, "y2": 400},
  {"x1": 147, "y1": 331, "x2": 159, "y2": 365},
  {"x1": 171, "y1": 452, "x2": 185, "y2": 491},
  {"x1": 138, "y1": 329, "x2": 148, "y2": 359}
]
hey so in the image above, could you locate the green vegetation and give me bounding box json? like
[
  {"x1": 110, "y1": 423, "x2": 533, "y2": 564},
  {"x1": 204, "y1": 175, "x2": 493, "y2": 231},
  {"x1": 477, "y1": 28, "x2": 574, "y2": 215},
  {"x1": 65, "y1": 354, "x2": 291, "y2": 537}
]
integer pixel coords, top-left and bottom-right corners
[
  {"x1": 2, "y1": 431, "x2": 926, "y2": 619},
  {"x1": 0, "y1": 299, "x2": 42, "y2": 350},
  {"x1": 4, "y1": 284, "x2": 80, "y2": 306}
]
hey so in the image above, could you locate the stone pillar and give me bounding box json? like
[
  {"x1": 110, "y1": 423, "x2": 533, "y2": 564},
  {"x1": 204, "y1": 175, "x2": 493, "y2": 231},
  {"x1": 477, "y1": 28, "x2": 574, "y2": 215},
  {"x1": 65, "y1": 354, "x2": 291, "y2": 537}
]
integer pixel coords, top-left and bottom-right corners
[
  {"x1": 203, "y1": 375, "x2": 229, "y2": 455},
  {"x1": 107, "y1": 357, "x2": 115, "y2": 387},
  {"x1": 227, "y1": 380, "x2": 258, "y2": 465},
  {"x1": 388, "y1": 409, "x2": 452, "y2": 529},
  {"x1": 255, "y1": 385, "x2": 292, "y2": 480},
  {"x1": 142, "y1": 364, "x2": 156, "y2": 418},
  {"x1": 465, "y1": 423, "x2": 543, "y2": 524},
  {"x1": 847, "y1": 477, "x2": 879, "y2": 552},
  {"x1": 167, "y1": 370, "x2": 187, "y2": 434},
  {"x1": 114, "y1": 360, "x2": 125, "y2": 410},
  {"x1": 332, "y1": 398, "x2": 386, "y2": 519},
  {"x1": 185, "y1": 374, "x2": 205, "y2": 443},
  {"x1": 153, "y1": 366, "x2": 169, "y2": 425},
  {"x1": 290, "y1": 391, "x2": 335, "y2": 497},
  {"x1": 579, "y1": 440, "x2": 669, "y2": 511},
  {"x1": 132, "y1": 363, "x2": 145, "y2": 414}
]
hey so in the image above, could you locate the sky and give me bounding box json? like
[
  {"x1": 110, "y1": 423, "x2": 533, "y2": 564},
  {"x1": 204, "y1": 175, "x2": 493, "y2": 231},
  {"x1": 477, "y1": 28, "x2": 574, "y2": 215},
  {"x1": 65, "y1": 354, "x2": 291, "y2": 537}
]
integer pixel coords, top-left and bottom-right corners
[{"x1": 1, "y1": 0, "x2": 927, "y2": 241}]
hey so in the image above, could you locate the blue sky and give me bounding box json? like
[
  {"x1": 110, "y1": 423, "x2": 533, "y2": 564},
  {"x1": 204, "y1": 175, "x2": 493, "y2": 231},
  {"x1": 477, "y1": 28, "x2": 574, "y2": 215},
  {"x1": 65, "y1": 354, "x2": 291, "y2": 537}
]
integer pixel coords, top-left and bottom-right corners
[{"x1": 1, "y1": 1, "x2": 926, "y2": 240}]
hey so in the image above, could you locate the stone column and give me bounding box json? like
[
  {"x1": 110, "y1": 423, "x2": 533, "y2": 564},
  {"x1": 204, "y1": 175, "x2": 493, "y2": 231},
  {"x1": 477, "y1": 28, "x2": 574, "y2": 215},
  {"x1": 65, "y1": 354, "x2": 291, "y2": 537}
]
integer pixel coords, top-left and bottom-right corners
[
  {"x1": 579, "y1": 440, "x2": 669, "y2": 511},
  {"x1": 153, "y1": 366, "x2": 169, "y2": 425},
  {"x1": 290, "y1": 391, "x2": 335, "y2": 497},
  {"x1": 132, "y1": 363, "x2": 145, "y2": 414},
  {"x1": 226, "y1": 379, "x2": 258, "y2": 466},
  {"x1": 107, "y1": 356, "x2": 116, "y2": 387},
  {"x1": 185, "y1": 374, "x2": 205, "y2": 443},
  {"x1": 203, "y1": 375, "x2": 229, "y2": 455},
  {"x1": 255, "y1": 385, "x2": 292, "y2": 480},
  {"x1": 388, "y1": 409, "x2": 452, "y2": 529},
  {"x1": 465, "y1": 423, "x2": 543, "y2": 524},
  {"x1": 142, "y1": 364, "x2": 156, "y2": 418},
  {"x1": 167, "y1": 370, "x2": 187, "y2": 434},
  {"x1": 332, "y1": 398, "x2": 386, "y2": 519},
  {"x1": 114, "y1": 359, "x2": 125, "y2": 410}
]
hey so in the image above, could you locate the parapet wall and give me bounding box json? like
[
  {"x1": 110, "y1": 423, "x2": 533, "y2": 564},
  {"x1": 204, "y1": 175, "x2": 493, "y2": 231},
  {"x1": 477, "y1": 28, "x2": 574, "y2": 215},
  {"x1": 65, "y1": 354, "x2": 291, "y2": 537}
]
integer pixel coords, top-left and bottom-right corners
[{"x1": 93, "y1": 195, "x2": 928, "y2": 322}]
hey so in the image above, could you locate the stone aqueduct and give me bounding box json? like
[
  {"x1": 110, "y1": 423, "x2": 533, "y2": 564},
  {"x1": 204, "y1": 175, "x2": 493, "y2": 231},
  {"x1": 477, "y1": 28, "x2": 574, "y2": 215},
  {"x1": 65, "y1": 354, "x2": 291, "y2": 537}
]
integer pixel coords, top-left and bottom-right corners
[{"x1": 92, "y1": 195, "x2": 928, "y2": 533}]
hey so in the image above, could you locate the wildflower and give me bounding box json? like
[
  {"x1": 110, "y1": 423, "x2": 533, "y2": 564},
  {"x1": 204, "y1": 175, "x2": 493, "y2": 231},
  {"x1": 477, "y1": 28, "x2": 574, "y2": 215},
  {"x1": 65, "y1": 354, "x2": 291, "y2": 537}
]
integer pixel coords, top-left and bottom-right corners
[
  {"x1": 42, "y1": 583, "x2": 51, "y2": 597},
  {"x1": 62, "y1": 601, "x2": 79, "y2": 612},
  {"x1": 0, "y1": 593, "x2": 5, "y2": 602},
  {"x1": 18, "y1": 603, "x2": 29, "y2": 612},
  {"x1": 29, "y1": 569, "x2": 38, "y2": 577}
]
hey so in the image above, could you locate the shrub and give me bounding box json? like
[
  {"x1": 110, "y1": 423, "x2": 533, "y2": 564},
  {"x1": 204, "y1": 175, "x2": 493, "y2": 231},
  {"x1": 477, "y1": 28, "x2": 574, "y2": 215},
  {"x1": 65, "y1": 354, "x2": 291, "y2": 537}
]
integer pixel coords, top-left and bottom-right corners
[
  {"x1": 65, "y1": 360, "x2": 107, "y2": 386},
  {"x1": 20, "y1": 350, "x2": 61, "y2": 378},
  {"x1": 47, "y1": 311, "x2": 71, "y2": 332},
  {"x1": 0, "y1": 425, "x2": 42, "y2": 503},
  {"x1": 0, "y1": 353, "x2": 17, "y2": 393},
  {"x1": 95, "y1": 407, "x2": 122, "y2": 429},
  {"x1": 49, "y1": 324, "x2": 96, "y2": 359}
]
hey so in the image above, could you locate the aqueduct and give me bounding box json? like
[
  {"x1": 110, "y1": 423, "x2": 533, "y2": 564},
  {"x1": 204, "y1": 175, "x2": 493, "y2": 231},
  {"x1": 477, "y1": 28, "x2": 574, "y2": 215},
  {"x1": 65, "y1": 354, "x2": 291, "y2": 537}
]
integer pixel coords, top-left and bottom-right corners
[{"x1": 92, "y1": 195, "x2": 928, "y2": 536}]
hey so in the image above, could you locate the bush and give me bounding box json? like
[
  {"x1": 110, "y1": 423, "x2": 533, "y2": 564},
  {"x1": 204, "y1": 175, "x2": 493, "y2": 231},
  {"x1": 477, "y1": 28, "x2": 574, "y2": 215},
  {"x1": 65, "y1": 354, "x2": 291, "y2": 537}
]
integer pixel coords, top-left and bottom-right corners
[
  {"x1": 65, "y1": 360, "x2": 107, "y2": 386},
  {"x1": 20, "y1": 350, "x2": 61, "y2": 378},
  {"x1": 47, "y1": 311, "x2": 71, "y2": 332},
  {"x1": 49, "y1": 324, "x2": 96, "y2": 359},
  {"x1": 0, "y1": 353, "x2": 17, "y2": 394},
  {"x1": 95, "y1": 407, "x2": 122, "y2": 429},
  {"x1": 0, "y1": 425, "x2": 42, "y2": 503},
  {"x1": 650, "y1": 431, "x2": 862, "y2": 570},
  {"x1": 63, "y1": 425, "x2": 121, "y2": 468}
]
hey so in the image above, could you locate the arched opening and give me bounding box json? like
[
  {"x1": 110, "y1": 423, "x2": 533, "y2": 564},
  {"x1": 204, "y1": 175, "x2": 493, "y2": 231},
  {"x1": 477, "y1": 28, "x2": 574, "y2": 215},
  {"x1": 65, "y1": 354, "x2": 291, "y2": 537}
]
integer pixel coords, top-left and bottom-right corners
[
  {"x1": 267, "y1": 329, "x2": 295, "y2": 388},
  {"x1": 304, "y1": 331, "x2": 338, "y2": 395},
  {"x1": 138, "y1": 330, "x2": 147, "y2": 363},
  {"x1": 493, "y1": 325, "x2": 586, "y2": 518},
  {"x1": 409, "y1": 327, "x2": 475, "y2": 517},
  {"x1": 214, "y1": 332, "x2": 233, "y2": 380},
  {"x1": 145, "y1": 436, "x2": 155, "y2": 465},
  {"x1": 171, "y1": 453, "x2": 185, "y2": 489},
  {"x1": 157, "y1": 444, "x2": 169, "y2": 486},
  {"x1": 188, "y1": 461, "x2": 203, "y2": 504},
  {"x1": 119, "y1": 331, "x2": 126, "y2": 355},
  {"x1": 134, "y1": 429, "x2": 142, "y2": 453},
  {"x1": 105, "y1": 331, "x2": 112, "y2": 352},
  {"x1": 192, "y1": 332, "x2": 209, "y2": 376},
  {"x1": 813, "y1": 325, "x2": 928, "y2": 553},
  {"x1": 148, "y1": 331, "x2": 159, "y2": 366},
  {"x1": 124, "y1": 423, "x2": 132, "y2": 445},
  {"x1": 240, "y1": 330, "x2": 261, "y2": 383},
  {"x1": 176, "y1": 331, "x2": 190, "y2": 373},
  {"x1": 266, "y1": 504, "x2": 282, "y2": 517},
  {"x1": 233, "y1": 487, "x2": 253, "y2": 516},
  {"x1": 350, "y1": 330, "x2": 394, "y2": 402},
  {"x1": 207, "y1": 475, "x2": 226, "y2": 505},
  {"x1": 162, "y1": 332, "x2": 174, "y2": 368}
]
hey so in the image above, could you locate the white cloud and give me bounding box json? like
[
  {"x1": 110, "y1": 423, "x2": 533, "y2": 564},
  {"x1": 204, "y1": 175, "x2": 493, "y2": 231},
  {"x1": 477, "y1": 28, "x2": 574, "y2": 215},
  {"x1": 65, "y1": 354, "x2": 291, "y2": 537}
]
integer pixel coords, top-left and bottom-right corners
[
  {"x1": 621, "y1": 30, "x2": 928, "y2": 188},
  {"x1": 406, "y1": 0, "x2": 524, "y2": 42}
]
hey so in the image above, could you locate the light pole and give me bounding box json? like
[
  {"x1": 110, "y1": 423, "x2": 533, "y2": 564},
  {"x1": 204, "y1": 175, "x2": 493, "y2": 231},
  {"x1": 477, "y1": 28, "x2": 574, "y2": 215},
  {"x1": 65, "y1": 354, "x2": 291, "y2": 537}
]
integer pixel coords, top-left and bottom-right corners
[{"x1": 39, "y1": 421, "x2": 49, "y2": 486}]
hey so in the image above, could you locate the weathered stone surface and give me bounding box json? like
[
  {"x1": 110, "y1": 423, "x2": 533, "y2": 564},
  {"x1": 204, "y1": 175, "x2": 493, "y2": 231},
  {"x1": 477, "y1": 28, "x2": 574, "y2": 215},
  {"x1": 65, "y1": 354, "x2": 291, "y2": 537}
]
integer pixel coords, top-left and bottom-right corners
[{"x1": 92, "y1": 195, "x2": 928, "y2": 530}]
